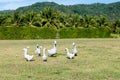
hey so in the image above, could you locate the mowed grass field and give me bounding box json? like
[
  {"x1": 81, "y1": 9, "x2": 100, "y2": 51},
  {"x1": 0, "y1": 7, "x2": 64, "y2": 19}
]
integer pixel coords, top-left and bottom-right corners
[{"x1": 0, "y1": 39, "x2": 120, "y2": 80}]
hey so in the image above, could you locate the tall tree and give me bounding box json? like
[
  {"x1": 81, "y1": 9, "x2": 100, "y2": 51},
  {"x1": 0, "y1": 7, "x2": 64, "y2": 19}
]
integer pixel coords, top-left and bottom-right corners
[
  {"x1": 12, "y1": 11, "x2": 23, "y2": 27},
  {"x1": 24, "y1": 11, "x2": 37, "y2": 27}
]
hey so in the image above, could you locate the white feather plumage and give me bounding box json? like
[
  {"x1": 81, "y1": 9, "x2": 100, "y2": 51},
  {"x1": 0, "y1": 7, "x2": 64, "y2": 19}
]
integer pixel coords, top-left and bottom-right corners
[
  {"x1": 42, "y1": 48, "x2": 47, "y2": 61},
  {"x1": 72, "y1": 42, "x2": 78, "y2": 56},
  {"x1": 35, "y1": 44, "x2": 42, "y2": 56},
  {"x1": 23, "y1": 47, "x2": 33, "y2": 61},
  {"x1": 65, "y1": 48, "x2": 74, "y2": 59},
  {"x1": 48, "y1": 40, "x2": 57, "y2": 56}
]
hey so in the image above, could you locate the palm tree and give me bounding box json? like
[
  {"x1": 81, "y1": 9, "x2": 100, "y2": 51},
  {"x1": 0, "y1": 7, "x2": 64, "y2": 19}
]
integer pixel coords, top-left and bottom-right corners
[
  {"x1": 12, "y1": 11, "x2": 23, "y2": 27},
  {"x1": 0, "y1": 15, "x2": 7, "y2": 26},
  {"x1": 0, "y1": 14, "x2": 13, "y2": 26},
  {"x1": 111, "y1": 19, "x2": 120, "y2": 33},
  {"x1": 24, "y1": 11, "x2": 37, "y2": 27},
  {"x1": 84, "y1": 15, "x2": 93, "y2": 28},
  {"x1": 96, "y1": 15, "x2": 108, "y2": 28},
  {"x1": 40, "y1": 8, "x2": 61, "y2": 30}
]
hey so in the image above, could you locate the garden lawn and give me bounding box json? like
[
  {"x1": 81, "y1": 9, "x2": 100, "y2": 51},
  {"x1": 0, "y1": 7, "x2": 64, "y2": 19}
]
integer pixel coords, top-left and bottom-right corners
[{"x1": 0, "y1": 39, "x2": 120, "y2": 80}]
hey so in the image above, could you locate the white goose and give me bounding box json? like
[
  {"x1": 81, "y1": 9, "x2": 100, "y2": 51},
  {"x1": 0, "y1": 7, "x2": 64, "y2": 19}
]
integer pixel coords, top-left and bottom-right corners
[
  {"x1": 48, "y1": 40, "x2": 57, "y2": 56},
  {"x1": 42, "y1": 48, "x2": 47, "y2": 61},
  {"x1": 35, "y1": 44, "x2": 42, "y2": 56},
  {"x1": 65, "y1": 48, "x2": 74, "y2": 59},
  {"x1": 72, "y1": 42, "x2": 78, "y2": 56},
  {"x1": 23, "y1": 46, "x2": 34, "y2": 61}
]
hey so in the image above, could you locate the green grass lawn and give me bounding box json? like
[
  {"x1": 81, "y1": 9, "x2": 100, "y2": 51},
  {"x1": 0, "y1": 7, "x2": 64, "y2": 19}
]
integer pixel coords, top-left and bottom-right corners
[{"x1": 0, "y1": 39, "x2": 120, "y2": 80}]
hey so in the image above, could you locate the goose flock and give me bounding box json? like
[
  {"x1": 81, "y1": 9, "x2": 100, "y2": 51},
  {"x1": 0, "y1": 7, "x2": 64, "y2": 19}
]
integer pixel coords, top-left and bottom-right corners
[{"x1": 23, "y1": 40, "x2": 78, "y2": 61}]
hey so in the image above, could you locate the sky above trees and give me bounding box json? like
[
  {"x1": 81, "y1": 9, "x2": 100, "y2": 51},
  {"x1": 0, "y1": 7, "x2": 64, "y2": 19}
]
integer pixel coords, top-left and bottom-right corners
[{"x1": 0, "y1": 0, "x2": 120, "y2": 10}]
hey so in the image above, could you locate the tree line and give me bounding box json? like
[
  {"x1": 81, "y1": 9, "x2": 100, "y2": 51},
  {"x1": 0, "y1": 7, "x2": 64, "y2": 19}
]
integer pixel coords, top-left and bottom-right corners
[
  {"x1": 0, "y1": 7, "x2": 120, "y2": 33},
  {"x1": 14, "y1": 2, "x2": 120, "y2": 21}
]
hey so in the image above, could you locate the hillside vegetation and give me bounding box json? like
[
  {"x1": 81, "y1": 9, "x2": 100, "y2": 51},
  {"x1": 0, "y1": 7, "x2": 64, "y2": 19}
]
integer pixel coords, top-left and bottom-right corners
[
  {"x1": 0, "y1": 2, "x2": 120, "y2": 39},
  {"x1": 1, "y1": 1, "x2": 120, "y2": 20}
]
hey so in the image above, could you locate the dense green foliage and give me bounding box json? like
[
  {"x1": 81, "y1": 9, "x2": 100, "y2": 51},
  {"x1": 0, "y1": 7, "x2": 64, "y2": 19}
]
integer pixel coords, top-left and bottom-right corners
[
  {"x1": 59, "y1": 27, "x2": 110, "y2": 38},
  {"x1": 0, "y1": 2, "x2": 120, "y2": 39},
  {"x1": 0, "y1": 27, "x2": 110, "y2": 39},
  {"x1": 0, "y1": 27, "x2": 56, "y2": 39}
]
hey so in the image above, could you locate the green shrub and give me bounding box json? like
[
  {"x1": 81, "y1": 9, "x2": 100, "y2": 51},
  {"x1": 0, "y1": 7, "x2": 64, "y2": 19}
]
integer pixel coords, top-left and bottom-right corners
[
  {"x1": 36, "y1": 27, "x2": 57, "y2": 39},
  {"x1": 19, "y1": 27, "x2": 57, "y2": 39},
  {"x1": 59, "y1": 27, "x2": 111, "y2": 38},
  {"x1": 98, "y1": 27, "x2": 111, "y2": 38},
  {"x1": 0, "y1": 26, "x2": 111, "y2": 39},
  {"x1": 59, "y1": 28, "x2": 78, "y2": 38},
  {"x1": 0, "y1": 27, "x2": 57, "y2": 39}
]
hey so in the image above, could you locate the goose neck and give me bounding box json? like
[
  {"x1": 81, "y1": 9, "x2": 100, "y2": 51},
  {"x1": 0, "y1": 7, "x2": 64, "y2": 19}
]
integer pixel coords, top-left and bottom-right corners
[
  {"x1": 66, "y1": 48, "x2": 69, "y2": 53},
  {"x1": 43, "y1": 48, "x2": 46, "y2": 55}
]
